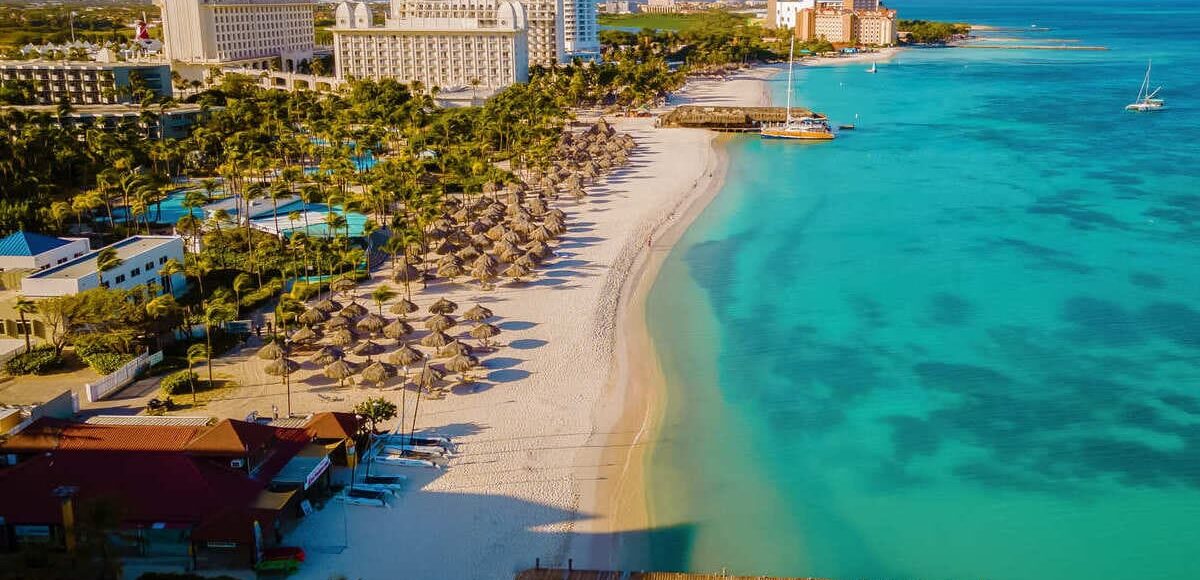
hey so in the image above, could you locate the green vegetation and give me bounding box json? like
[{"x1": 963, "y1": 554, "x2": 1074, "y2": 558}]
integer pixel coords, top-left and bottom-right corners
[
  {"x1": 0, "y1": 2, "x2": 159, "y2": 52},
  {"x1": 159, "y1": 369, "x2": 202, "y2": 396},
  {"x1": 81, "y1": 351, "x2": 133, "y2": 375},
  {"x1": 599, "y1": 12, "x2": 740, "y2": 32},
  {"x1": 4, "y1": 345, "x2": 63, "y2": 375},
  {"x1": 355, "y1": 396, "x2": 398, "y2": 433},
  {"x1": 2, "y1": 9, "x2": 787, "y2": 372},
  {"x1": 898, "y1": 20, "x2": 971, "y2": 44}
]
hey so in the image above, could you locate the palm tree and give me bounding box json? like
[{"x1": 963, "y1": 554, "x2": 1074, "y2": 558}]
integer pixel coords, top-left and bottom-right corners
[
  {"x1": 232, "y1": 272, "x2": 253, "y2": 312},
  {"x1": 185, "y1": 343, "x2": 208, "y2": 406},
  {"x1": 95, "y1": 248, "x2": 123, "y2": 289},
  {"x1": 158, "y1": 258, "x2": 184, "y2": 296},
  {"x1": 14, "y1": 296, "x2": 36, "y2": 353},
  {"x1": 201, "y1": 301, "x2": 236, "y2": 392},
  {"x1": 370, "y1": 284, "x2": 396, "y2": 316}
]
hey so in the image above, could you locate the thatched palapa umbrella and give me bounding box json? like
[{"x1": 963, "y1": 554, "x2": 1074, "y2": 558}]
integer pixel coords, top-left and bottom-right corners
[
  {"x1": 324, "y1": 359, "x2": 356, "y2": 388},
  {"x1": 437, "y1": 262, "x2": 464, "y2": 279},
  {"x1": 329, "y1": 327, "x2": 357, "y2": 347},
  {"x1": 356, "y1": 313, "x2": 387, "y2": 334},
  {"x1": 331, "y1": 278, "x2": 357, "y2": 295},
  {"x1": 503, "y1": 263, "x2": 531, "y2": 281},
  {"x1": 425, "y1": 314, "x2": 456, "y2": 332},
  {"x1": 339, "y1": 302, "x2": 367, "y2": 319},
  {"x1": 310, "y1": 346, "x2": 343, "y2": 365},
  {"x1": 298, "y1": 308, "x2": 327, "y2": 326},
  {"x1": 463, "y1": 304, "x2": 493, "y2": 323},
  {"x1": 256, "y1": 341, "x2": 284, "y2": 360},
  {"x1": 389, "y1": 344, "x2": 425, "y2": 369},
  {"x1": 437, "y1": 341, "x2": 472, "y2": 359},
  {"x1": 390, "y1": 298, "x2": 419, "y2": 318},
  {"x1": 445, "y1": 354, "x2": 479, "y2": 383},
  {"x1": 351, "y1": 340, "x2": 383, "y2": 357},
  {"x1": 383, "y1": 319, "x2": 414, "y2": 340},
  {"x1": 314, "y1": 298, "x2": 341, "y2": 313},
  {"x1": 514, "y1": 254, "x2": 537, "y2": 270},
  {"x1": 291, "y1": 325, "x2": 319, "y2": 344},
  {"x1": 429, "y1": 298, "x2": 458, "y2": 314},
  {"x1": 265, "y1": 357, "x2": 299, "y2": 376},
  {"x1": 394, "y1": 264, "x2": 421, "y2": 284},
  {"x1": 360, "y1": 361, "x2": 396, "y2": 387},
  {"x1": 470, "y1": 323, "x2": 501, "y2": 349},
  {"x1": 416, "y1": 365, "x2": 444, "y2": 391},
  {"x1": 421, "y1": 330, "x2": 453, "y2": 349}
]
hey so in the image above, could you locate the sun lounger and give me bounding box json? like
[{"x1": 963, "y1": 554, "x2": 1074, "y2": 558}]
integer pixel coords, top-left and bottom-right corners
[
  {"x1": 373, "y1": 453, "x2": 439, "y2": 469},
  {"x1": 333, "y1": 488, "x2": 389, "y2": 507},
  {"x1": 363, "y1": 474, "x2": 408, "y2": 486}
]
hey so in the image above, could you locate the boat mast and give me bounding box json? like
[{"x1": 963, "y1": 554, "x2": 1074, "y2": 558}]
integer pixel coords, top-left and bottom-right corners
[{"x1": 785, "y1": 37, "x2": 795, "y2": 123}]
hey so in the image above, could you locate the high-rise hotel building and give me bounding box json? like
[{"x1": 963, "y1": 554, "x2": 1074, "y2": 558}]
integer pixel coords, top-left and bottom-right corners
[
  {"x1": 332, "y1": 0, "x2": 530, "y2": 90},
  {"x1": 154, "y1": 0, "x2": 316, "y2": 73},
  {"x1": 562, "y1": 0, "x2": 599, "y2": 60},
  {"x1": 769, "y1": 0, "x2": 897, "y2": 47},
  {"x1": 389, "y1": 0, "x2": 564, "y2": 68}
]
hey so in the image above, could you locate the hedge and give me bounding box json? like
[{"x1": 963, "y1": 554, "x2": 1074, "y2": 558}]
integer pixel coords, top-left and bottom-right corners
[
  {"x1": 160, "y1": 370, "x2": 201, "y2": 396},
  {"x1": 4, "y1": 347, "x2": 63, "y2": 375},
  {"x1": 83, "y1": 352, "x2": 134, "y2": 375}
]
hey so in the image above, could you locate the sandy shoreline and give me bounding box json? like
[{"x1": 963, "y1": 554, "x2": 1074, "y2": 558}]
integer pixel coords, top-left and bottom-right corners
[
  {"x1": 801, "y1": 45, "x2": 904, "y2": 66},
  {"x1": 582, "y1": 68, "x2": 776, "y2": 569}
]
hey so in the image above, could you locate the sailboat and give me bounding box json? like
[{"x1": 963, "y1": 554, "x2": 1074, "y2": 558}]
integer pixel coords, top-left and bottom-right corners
[
  {"x1": 761, "y1": 37, "x2": 835, "y2": 141},
  {"x1": 1126, "y1": 60, "x2": 1164, "y2": 112},
  {"x1": 867, "y1": 61, "x2": 877, "y2": 74}
]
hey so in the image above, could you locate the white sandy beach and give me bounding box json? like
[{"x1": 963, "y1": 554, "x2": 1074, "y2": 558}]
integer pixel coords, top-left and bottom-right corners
[
  {"x1": 192, "y1": 68, "x2": 774, "y2": 580},
  {"x1": 801, "y1": 46, "x2": 904, "y2": 66}
]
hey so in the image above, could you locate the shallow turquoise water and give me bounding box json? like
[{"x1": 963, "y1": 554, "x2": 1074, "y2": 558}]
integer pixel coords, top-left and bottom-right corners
[{"x1": 641, "y1": 1, "x2": 1200, "y2": 579}]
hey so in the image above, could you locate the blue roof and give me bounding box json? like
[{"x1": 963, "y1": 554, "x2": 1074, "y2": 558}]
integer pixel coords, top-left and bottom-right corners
[{"x1": 0, "y1": 231, "x2": 71, "y2": 257}]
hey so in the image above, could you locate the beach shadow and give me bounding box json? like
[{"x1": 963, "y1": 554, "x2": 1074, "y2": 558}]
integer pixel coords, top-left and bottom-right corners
[
  {"x1": 482, "y1": 357, "x2": 524, "y2": 370},
  {"x1": 528, "y1": 277, "x2": 570, "y2": 287},
  {"x1": 499, "y1": 321, "x2": 537, "y2": 331},
  {"x1": 509, "y1": 339, "x2": 548, "y2": 350},
  {"x1": 450, "y1": 381, "x2": 493, "y2": 396},
  {"x1": 487, "y1": 369, "x2": 532, "y2": 383}
]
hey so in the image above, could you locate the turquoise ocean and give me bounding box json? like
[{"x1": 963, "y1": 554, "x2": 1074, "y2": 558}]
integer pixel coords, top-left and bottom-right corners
[{"x1": 638, "y1": 0, "x2": 1200, "y2": 578}]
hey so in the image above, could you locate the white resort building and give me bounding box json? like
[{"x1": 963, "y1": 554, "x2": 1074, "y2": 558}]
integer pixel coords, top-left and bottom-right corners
[
  {"x1": 19, "y1": 236, "x2": 186, "y2": 299},
  {"x1": 331, "y1": 0, "x2": 530, "y2": 91},
  {"x1": 154, "y1": 0, "x2": 316, "y2": 73},
  {"x1": 388, "y1": 0, "x2": 563, "y2": 68}
]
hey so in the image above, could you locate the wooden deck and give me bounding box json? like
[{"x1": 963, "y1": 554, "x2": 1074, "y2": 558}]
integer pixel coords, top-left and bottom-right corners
[
  {"x1": 517, "y1": 569, "x2": 830, "y2": 580},
  {"x1": 657, "y1": 106, "x2": 819, "y2": 132}
]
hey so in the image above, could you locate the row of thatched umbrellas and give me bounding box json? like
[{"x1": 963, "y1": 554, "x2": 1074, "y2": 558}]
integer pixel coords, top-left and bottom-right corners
[
  {"x1": 261, "y1": 293, "x2": 501, "y2": 392},
  {"x1": 257, "y1": 121, "x2": 634, "y2": 403}
]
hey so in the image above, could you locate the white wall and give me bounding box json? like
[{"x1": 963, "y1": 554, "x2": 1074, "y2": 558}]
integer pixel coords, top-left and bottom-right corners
[
  {"x1": 775, "y1": 0, "x2": 815, "y2": 29},
  {"x1": 0, "y1": 238, "x2": 89, "y2": 272}
]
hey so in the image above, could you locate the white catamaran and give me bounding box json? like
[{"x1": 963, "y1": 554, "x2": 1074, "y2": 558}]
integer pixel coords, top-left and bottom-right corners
[
  {"x1": 761, "y1": 37, "x2": 835, "y2": 141},
  {"x1": 867, "y1": 61, "x2": 878, "y2": 74},
  {"x1": 1126, "y1": 60, "x2": 1164, "y2": 112}
]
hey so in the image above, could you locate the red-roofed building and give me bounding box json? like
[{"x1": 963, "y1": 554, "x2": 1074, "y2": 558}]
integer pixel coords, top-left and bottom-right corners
[{"x1": 0, "y1": 418, "x2": 338, "y2": 571}]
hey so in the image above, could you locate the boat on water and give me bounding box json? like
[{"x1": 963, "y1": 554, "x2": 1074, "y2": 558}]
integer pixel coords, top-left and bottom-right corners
[
  {"x1": 761, "y1": 38, "x2": 836, "y2": 141},
  {"x1": 867, "y1": 61, "x2": 877, "y2": 74},
  {"x1": 1126, "y1": 60, "x2": 1165, "y2": 112},
  {"x1": 838, "y1": 124, "x2": 857, "y2": 130}
]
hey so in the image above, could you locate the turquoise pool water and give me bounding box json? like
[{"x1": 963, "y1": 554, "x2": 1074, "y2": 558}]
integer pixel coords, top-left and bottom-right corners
[
  {"x1": 640, "y1": 1, "x2": 1200, "y2": 579},
  {"x1": 110, "y1": 188, "x2": 212, "y2": 225},
  {"x1": 265, "y1": 201, "x2": 370, "y2": 238}
]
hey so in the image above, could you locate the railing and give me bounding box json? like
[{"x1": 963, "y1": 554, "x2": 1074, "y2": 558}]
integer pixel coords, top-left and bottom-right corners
[{"x1": 85, "y1": 350, "x2": 157, "y2": 403}]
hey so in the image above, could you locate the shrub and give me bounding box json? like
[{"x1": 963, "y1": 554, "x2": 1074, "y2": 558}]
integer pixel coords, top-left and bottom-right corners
[
  {"x1": 242, "y1": 278, "x2": 285, "y2": 311},
  {"x1": 73, "y1": 334, "x2": 130, "y2": 358},
  {"x1": 5, "y1": 347, "x2": 63, "y2": 375},
  {"x1": 83, "y1": 352, "x2": 133, "y2": 375},
  {"x1": 160, "y1": 370, "x2": 200, "y2": 396},
  {"x1": 290, "y1": 281, "x2": 321, "y2": 301}
]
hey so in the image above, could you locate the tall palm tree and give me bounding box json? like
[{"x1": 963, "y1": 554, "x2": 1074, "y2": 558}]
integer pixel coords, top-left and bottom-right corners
[
  {"x1": 14, "y1": 296, "x2": 36, "y2": 353},
  {"x1": 185, "y1": 343, "x2": 208, "y2": 406},
  {"x1": 158, "y1": 258, "x2": 184, "y2": 296},
  {"x1": 370, "y1": 284, "x2": 396, "y2": 316},
  {"x1": 95, "y1": 248, "x2": 123, "y2": 289},
  {"x1": 232, "y1": 272, "x2": 253, "y2": 312},
  {"x1": 202, "y1": 301, "x2": 236, "y2": 391}
]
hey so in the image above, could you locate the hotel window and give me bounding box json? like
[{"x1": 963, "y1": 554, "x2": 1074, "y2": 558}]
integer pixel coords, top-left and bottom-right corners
[{"x1": 114, "y1": 274, "x2": 126, "y2": 284}]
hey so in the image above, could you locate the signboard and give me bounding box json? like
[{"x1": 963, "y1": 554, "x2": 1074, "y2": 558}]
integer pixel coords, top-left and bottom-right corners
[
  {"x1": 300, "y1": 500, "x2": 314, "y2": 517},
  {"x1": 148, "y1": 351, "x2": 164, "y2": 366},
  {"x1": 13, "y1": 525, "x2": 51, "y2": 538},
  {"x1": 304, "y1": 456, "x2": 332, "y2": 490}
]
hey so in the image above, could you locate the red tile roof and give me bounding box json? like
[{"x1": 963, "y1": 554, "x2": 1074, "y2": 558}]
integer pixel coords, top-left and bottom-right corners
[
  {"x1": 184, "y1": 419, "x2": 280, "y2": 455},
  {"x1": 0, "y1": 451, "x2": 271, "y2": 542},
  {"x1": 0, "y1": 418, "x2": 202, "y2": 454},
  {"x1": 305, "y1": 412, "x2": 361, "y2": 441}
]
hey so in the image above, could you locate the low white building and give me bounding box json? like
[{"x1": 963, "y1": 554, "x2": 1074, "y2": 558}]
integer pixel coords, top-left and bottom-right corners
[
  {"x1": 0, "y1": 232, "x2": 90, "y2": 272},
  {"x1": 20, "y1": 236, "x2": 187, "y2": 299}
]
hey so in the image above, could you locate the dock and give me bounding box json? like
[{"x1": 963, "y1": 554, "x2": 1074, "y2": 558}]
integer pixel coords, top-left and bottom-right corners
[
  {"x1": 658, "y1": 105, "x2": 818, "y2": 132},
  {"x1": 517, "y1": 569, "x2": 829, "y2": 580}
]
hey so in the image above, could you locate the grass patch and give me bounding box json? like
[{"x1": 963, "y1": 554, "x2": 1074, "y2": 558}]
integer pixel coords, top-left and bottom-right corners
[{"x1": 599, "y1": 12, "x2": 726, "y2": 32}]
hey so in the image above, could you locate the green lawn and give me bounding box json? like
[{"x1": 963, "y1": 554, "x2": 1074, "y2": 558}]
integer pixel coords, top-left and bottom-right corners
[{"x1": 599, "y1": 13, "x2": 730, "y2": 32}]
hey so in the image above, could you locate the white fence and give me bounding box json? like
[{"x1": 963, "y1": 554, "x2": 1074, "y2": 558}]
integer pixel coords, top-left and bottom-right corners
[{"x1": 85, "y1": 351, "x2": 157, "y2": 403}]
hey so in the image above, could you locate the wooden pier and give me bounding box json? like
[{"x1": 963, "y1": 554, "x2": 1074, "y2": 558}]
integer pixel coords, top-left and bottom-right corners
[
  {"x1": 658, "y1": 105, "x2": 819, "y2": 132},
  {"x1": 517, "y1": 568, "x2": 829, "y2": 580}
]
